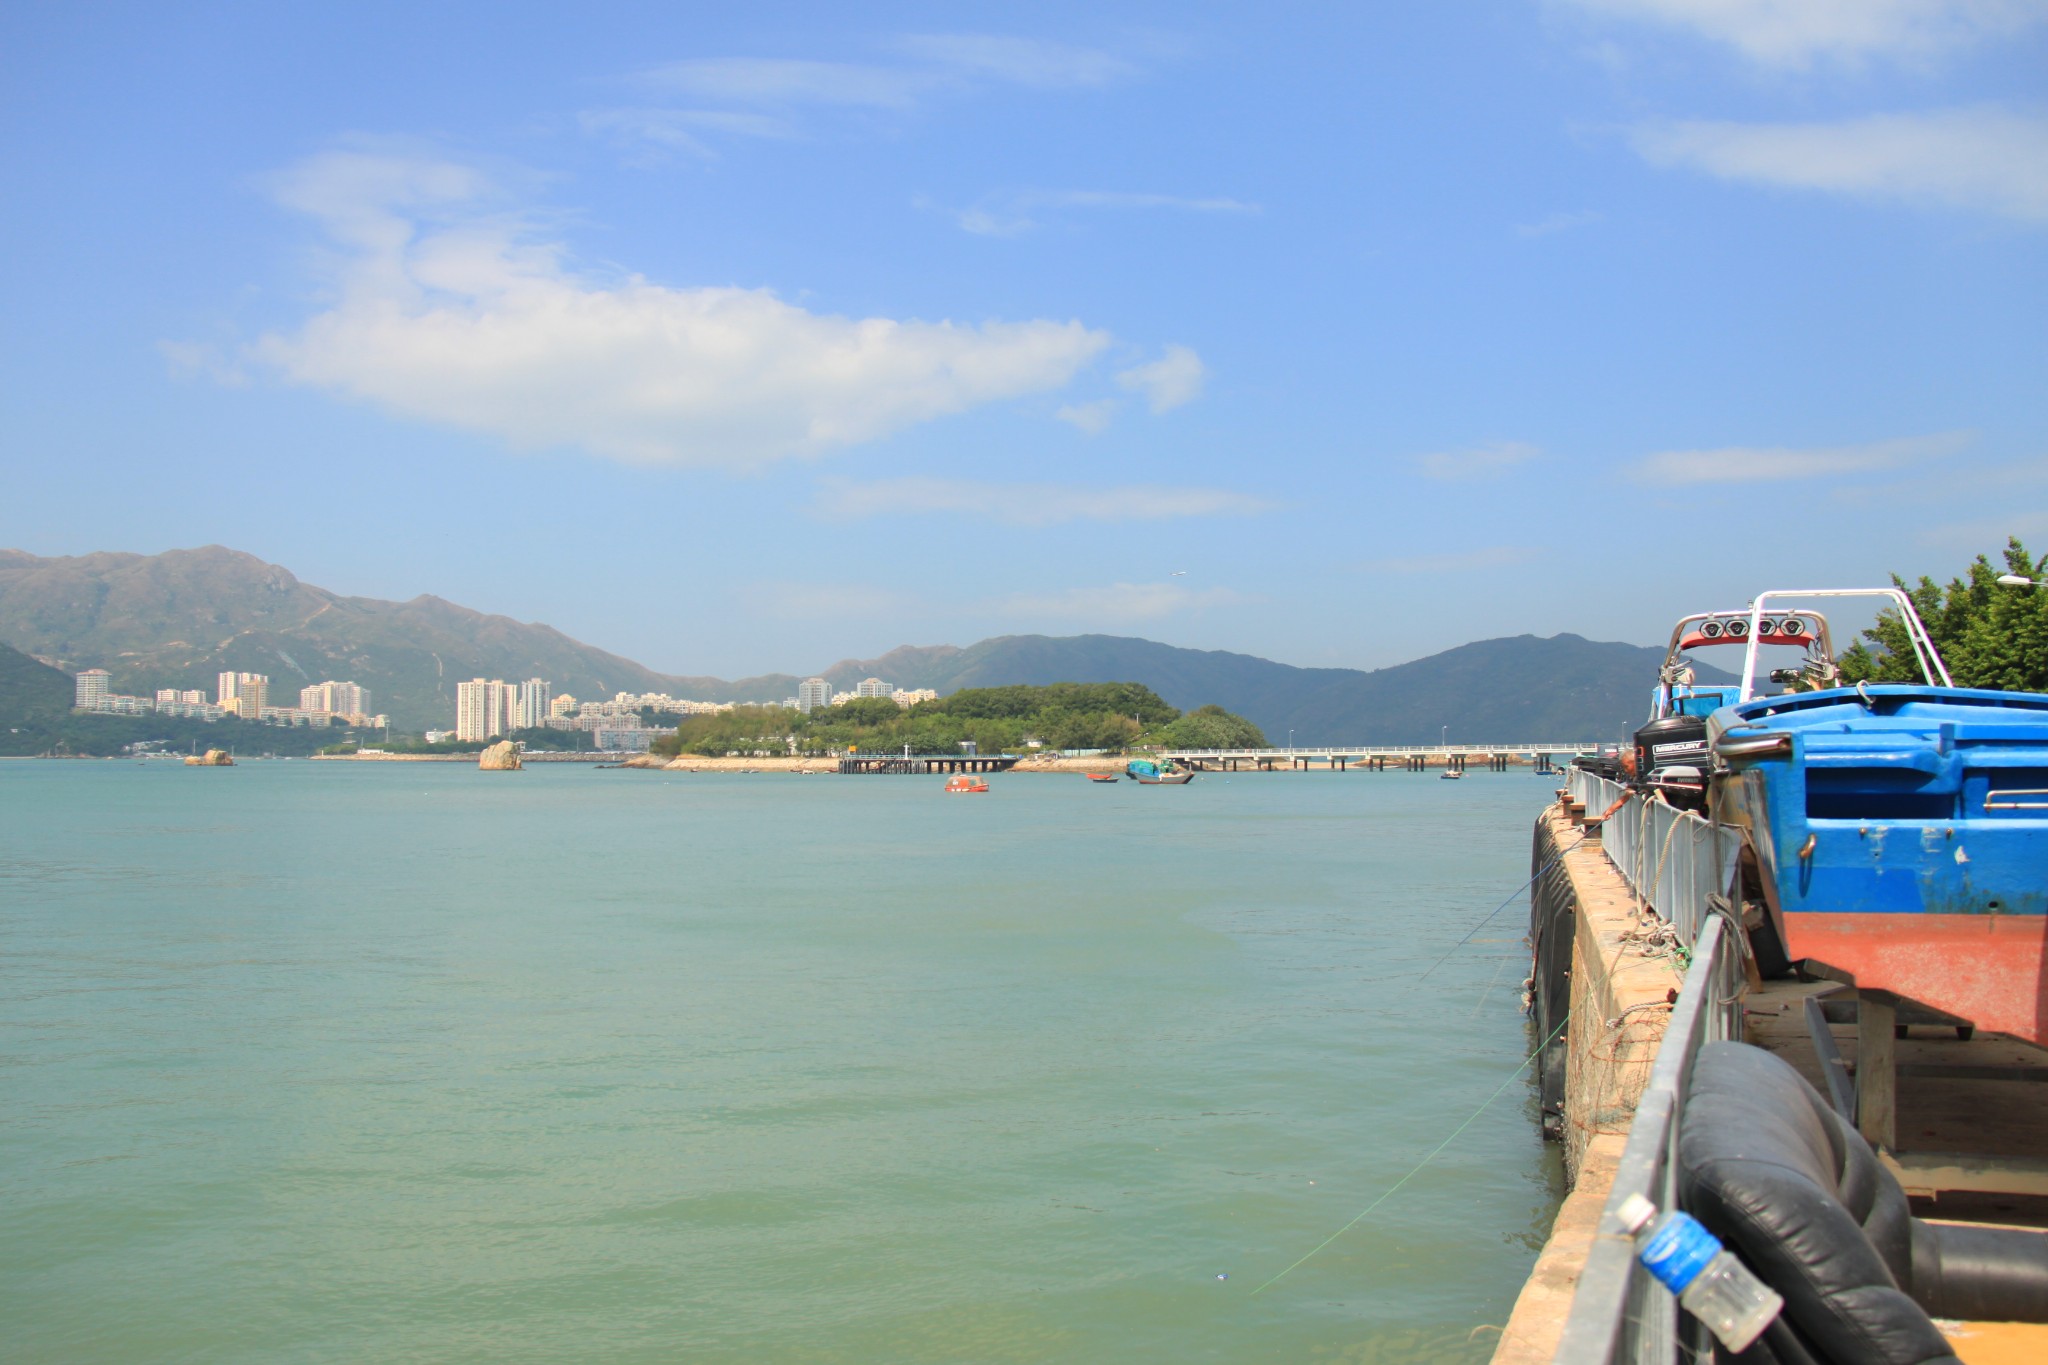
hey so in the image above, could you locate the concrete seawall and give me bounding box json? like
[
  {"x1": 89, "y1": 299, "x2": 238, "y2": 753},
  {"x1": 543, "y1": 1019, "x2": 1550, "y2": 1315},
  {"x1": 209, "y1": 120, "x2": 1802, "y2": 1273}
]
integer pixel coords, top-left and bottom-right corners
[{"x1": 1491, "y1": 796, "x2": 1686, "y2": 1364}]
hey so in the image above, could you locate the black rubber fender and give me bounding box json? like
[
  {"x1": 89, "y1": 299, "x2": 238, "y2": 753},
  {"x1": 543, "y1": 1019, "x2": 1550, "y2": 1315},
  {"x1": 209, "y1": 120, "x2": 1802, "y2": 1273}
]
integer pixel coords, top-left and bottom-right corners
[{"x1": 1528, "y1": 821, "x2": 1576, "y2": 1138}]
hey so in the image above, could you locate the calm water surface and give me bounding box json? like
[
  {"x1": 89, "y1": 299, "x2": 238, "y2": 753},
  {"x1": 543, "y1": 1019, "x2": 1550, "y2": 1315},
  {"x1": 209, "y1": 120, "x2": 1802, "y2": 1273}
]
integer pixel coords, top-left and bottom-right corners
[{"x1": 2, "y1": 761, "x2": 1563, "y2": 1363}]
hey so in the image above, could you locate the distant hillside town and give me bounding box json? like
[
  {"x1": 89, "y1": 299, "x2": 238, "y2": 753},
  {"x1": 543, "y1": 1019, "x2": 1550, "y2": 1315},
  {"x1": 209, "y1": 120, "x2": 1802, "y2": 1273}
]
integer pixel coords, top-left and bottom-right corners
[
  {"x1": 445, "y1": 675, "x2": 939, "y2": 750},
  {"x1": 73, "y1": 668, "x2": 389, "y2": 729},
  {"x1": 7, "y1": 545, "x2": 1736, "y2": 744}
]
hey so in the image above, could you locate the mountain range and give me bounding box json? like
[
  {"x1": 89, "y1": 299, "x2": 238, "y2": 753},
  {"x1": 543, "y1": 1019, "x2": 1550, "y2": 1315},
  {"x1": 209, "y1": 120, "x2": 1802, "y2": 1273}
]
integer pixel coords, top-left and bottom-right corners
[{"x1": 0, "y1": 545, "x2": 1705, "y2": 742}]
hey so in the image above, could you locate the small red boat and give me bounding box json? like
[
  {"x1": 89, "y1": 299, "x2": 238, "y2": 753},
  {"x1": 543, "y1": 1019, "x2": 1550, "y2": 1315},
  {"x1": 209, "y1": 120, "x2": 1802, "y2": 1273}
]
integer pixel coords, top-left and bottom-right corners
[
  {"x1": 1086, "y1": 772, "x2": 1120, "y2": 783},
  {"x1": 944, "y1": 774, "x2": 989, "y2": 794}
]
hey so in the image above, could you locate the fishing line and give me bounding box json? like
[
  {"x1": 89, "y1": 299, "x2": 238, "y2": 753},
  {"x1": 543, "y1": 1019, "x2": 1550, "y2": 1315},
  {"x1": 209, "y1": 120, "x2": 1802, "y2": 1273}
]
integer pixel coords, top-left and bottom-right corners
[
  {"x1": 1408, "y1": 832, "x2": 1587, "y2": 990},
  {"x1": 1249, "y1": 1010, "x2": 1573, "y2": 1296},
  {"x1": 1470, "y1": 958, "x2": 1509, "y2": 1016}
]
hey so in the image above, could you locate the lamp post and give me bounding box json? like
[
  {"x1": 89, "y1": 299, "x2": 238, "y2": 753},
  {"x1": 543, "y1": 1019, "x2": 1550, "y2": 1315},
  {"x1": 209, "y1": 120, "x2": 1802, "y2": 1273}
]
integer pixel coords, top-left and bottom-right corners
[
  {"x1": 1441, "y1": 725, "x2": 1448, "y2": 749},
  {"x1": 1997, "y1": 574, "x2": 2044, "y2": 589},
  {"x1": 1287, "y1": 728, "x2": 1294, "y2": 752}
]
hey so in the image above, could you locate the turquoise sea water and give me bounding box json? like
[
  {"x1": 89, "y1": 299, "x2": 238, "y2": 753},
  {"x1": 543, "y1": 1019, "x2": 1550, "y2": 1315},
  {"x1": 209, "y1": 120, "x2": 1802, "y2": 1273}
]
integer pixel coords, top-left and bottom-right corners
[{"x1": 3, "y1": 761, "x2": 1563, "y2": 1363}]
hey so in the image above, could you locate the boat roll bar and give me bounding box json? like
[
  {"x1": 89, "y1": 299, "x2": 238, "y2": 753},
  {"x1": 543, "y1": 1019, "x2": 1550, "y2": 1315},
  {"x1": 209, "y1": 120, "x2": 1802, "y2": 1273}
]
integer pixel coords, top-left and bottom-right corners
[{"x1": 1736, "y1": 589, "x2": 1952, "y2": 703}]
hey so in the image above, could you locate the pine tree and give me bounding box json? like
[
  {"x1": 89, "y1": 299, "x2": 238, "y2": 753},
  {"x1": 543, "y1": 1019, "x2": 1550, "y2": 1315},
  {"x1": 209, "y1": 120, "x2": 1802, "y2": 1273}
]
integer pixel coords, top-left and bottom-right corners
[{"x1": 1838, "y1": 538, "x2": 2048, "y2": 691}]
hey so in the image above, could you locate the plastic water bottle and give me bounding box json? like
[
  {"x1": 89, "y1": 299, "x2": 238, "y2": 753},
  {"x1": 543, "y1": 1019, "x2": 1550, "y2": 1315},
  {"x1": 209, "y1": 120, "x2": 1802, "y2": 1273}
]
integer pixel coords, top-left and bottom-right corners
[{"x1": 1616, "y1": 1192, "x2": 1784, "y2": 1353}]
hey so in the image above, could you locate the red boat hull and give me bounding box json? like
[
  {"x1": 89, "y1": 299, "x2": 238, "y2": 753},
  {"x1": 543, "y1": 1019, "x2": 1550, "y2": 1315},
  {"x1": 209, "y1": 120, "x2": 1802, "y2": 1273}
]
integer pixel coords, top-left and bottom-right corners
[{"x1": 1785, "y1": 912, "x2": 2048, "y2": 1046}]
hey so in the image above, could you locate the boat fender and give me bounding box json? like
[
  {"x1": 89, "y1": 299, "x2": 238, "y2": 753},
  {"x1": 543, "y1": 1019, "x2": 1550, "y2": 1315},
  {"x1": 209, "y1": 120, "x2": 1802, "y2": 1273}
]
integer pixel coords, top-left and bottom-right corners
[{"x1": 1679, "y1": 1042, "x2": 2048, "y2": 1362}]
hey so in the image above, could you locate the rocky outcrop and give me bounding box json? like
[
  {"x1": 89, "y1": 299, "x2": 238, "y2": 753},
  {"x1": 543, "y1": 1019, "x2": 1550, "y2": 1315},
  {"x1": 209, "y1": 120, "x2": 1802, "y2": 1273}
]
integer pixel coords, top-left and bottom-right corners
[
  {"x1": 183, "y1": 749, "x2": 234, "y2": 766},
  {"x1": 478, "y1": 740, "x2": 523, "y2": 771}
]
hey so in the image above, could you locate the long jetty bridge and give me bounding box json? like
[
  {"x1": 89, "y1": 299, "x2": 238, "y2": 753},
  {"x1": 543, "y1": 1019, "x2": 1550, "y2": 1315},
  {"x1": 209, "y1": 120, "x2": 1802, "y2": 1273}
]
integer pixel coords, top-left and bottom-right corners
[
  {"x1": 1158, "y1": 742, "x2": 1599, "y2": 773},
  {"x1": 839, "y1": 752, "x2": 1024, "y2": 775}
]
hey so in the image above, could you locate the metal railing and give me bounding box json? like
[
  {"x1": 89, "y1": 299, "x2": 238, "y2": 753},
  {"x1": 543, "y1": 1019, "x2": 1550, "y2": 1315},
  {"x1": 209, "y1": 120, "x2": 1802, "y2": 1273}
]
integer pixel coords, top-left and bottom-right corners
[
  {"x1": 1552, "y1": 912, "x2": 1747, "y2": 1363},
  {"x1": 1550, "y1": 769, "x2": 1752, "y2": 1361},
  {"x1": 1160, "y1": 742, "x2": 1599, "y2": 758},
  {"x1": 1565, "y1": 770, "x2": 1743, "y2": 947}
]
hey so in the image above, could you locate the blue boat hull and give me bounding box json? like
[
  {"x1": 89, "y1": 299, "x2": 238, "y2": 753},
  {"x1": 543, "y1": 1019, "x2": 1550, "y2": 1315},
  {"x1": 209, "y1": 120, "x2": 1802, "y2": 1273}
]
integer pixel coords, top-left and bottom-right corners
[{"x1": 1709, "y1": 686, "x2": 2048, "y2": 1042}]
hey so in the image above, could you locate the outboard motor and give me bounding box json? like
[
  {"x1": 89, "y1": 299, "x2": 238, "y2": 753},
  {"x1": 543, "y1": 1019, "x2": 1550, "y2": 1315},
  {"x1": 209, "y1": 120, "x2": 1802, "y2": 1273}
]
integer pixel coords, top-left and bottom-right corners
[
  {"x1": 1572, "y1": 750, "x2": 1628, "y2": 783},
  {"x1": 1635, "y1": 713, "x2": 1709, "y2": 809}
]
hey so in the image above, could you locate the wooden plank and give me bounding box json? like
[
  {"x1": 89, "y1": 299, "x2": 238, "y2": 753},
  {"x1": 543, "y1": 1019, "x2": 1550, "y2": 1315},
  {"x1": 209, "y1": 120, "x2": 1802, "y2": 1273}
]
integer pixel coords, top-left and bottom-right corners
[
  {"x1": 1882, "y1": 1151, "x2": 2048, "y2": 1198},
  {"x1": 1858, "y1": 993, "x2": 1898, "y2": 1150},
  {"x1": 1895, "y1": 1064, "x2": 2048, "y2": 1083}
]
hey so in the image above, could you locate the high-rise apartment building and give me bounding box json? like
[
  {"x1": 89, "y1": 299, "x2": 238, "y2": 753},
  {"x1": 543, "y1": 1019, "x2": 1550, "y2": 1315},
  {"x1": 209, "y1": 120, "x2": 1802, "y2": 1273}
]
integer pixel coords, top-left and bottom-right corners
[
  {"x1": 216, "y1": 672, "x2": 269, "y2": 718},
  {"x1": 510, "y1": 679, "x2": 551, "y2": 731},
  {"x1": 456, "y1": 678, "x2": 504, "y2": 741},
  {"x1": 75, "y1": 670, "x2": 111, "y2": 709},
  {"x1": 796, "y1": 677, "x2": 831, "y2": 713},
  {"x1": 299, "y1": 680, "x2": 371, "y2": 717},
  {"x1": 455, "y1": 678, "x2": 551, "y2": 741},
  {"x1": 855, "y1": 677, "x2": 891, "y2": 699}
]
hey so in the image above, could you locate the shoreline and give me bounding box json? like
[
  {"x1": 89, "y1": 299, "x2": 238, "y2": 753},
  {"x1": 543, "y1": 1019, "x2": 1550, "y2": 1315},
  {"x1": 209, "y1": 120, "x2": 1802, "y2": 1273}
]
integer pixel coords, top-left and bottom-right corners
[{"x1": 618, "y1": 753, "x2": 1132, "y2": 774}]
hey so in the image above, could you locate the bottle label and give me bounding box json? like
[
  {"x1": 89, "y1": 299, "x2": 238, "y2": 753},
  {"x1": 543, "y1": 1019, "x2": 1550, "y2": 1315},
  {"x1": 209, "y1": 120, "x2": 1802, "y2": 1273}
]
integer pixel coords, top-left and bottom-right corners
[{"x1": 1639, "y1": 1213, "x2": 1720, "y2": 1295}]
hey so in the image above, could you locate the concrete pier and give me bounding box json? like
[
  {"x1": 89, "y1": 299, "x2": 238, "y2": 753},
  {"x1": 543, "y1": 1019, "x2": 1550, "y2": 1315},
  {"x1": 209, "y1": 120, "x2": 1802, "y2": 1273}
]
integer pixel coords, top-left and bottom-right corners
[
  {"x1": 1165, "y1": 744, "x2": 1592, "y2": 772},
  {"x1": 837, "y1": 754, "x2": 1022, "y2": 775},
  {"x1": 1494, "y1": 794, "x2": 2048, "y2": 1363},
  {"x1": 1492, "y1": 798, "x2": 1686, "y2": 1364}
]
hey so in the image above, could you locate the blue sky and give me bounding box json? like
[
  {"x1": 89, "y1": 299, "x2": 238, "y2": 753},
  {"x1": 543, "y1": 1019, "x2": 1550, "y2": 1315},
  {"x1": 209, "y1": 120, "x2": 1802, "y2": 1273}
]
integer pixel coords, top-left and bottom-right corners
[{"x1": 3, "y1": 2, "x2": 2044, "y2": 677}]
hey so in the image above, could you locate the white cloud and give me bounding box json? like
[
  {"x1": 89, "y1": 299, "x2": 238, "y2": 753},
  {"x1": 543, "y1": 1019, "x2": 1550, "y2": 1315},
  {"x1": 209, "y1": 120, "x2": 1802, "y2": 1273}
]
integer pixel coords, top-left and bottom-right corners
[
  {"x1": 1630, "y1": 109, "x2": 2048, "y2": 222},
  {"x1": 949, "y1": 188, "x2": 1261, "y2": 236},
  {"x1": 891, "y1": 34, "x2": 1135, "y2": 88},
  {"x1": 1115, "y1": 345, "x2": 1207, "y2": 413},
  {"x1": 811, "y1": 478, "x2": 1274, "y2": 525},
  {"x1": 1916, "y1": 509, "x2": 2048, "y2": 549},
  {"x1": 579, "y1": 108, "x2": 797, "y2": 157},
  {"x1": 1056, "y1": 399, "x2": 1118, "y2": 434},
  {"x1": 614, "y1": 36, "x2": 1135, "y2": 151},
  {"x1": 1832, "y1": 455, "x2": 2048, "y2": 507},
  {"x1": 1417, "y1": 441, "x2": 1541, "y2": 481},
  {"x1": 242, "y1": 149, "x2": 1113, "y2": 468},
  {"x1": 993, "y1": 581, "x2": 1252, "y2": 624},
  {"x1": 1359, "y1": 546, "x2": 1542, "y2": 575},
  {"x1": 639, "y1": 38, "x2": 1131, "y2": 108},
  {"x1": 1631, "y1": 430, "x2": 1973, "y2": 485},
  {"x1": 1557, "y1": 0, "x2": 2047, "y2": 67},
  {"x1": 636, "y1": 58, "x2": 932, "y2": 109},
  {"x1": 158, "y1": 339, "x2": 249, "y2": 387}
]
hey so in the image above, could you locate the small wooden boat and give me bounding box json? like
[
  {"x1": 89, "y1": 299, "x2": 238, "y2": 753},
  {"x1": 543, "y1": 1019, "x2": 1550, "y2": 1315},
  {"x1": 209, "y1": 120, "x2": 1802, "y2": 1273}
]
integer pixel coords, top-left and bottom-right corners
[
  {"x1": 1086, "y1": 772, "x2": 1120, "y2": 783},
  {"x1": 944, "y1": 774, "x2": 989, "y2": 794}
]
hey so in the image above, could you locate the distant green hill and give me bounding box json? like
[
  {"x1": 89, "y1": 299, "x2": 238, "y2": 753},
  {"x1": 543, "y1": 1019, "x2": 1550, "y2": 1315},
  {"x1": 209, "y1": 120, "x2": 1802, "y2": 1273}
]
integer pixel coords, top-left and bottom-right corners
[
  {"x1": 0, "y1": 639, "x2": 72, "y2": 738},
  {"x1": 811, "y1": 632, "x2": 1727, "y2": 744},
  {"x1": 1, "y1": 545, "x2": 1718, "y2": 742},
  {"x1": 0, "y1": 546, "x2": 734, "y2": 729},
  {"x1": 0, "y1": 640, "x2": 352, "y2": 757}
]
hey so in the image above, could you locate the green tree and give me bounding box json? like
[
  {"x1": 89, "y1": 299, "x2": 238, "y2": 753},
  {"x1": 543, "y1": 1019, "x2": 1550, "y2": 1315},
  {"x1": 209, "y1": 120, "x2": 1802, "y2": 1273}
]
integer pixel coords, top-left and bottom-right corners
[
  {"x1": 1153, "y1": 704, "x2": 1267, "y2": 749},
  {"x1": 1837, "y1": 538, "x2": 2048, "y2": 691},
  {"x1": 814, "y1": 696, "x2": 903, "y2": 728}
]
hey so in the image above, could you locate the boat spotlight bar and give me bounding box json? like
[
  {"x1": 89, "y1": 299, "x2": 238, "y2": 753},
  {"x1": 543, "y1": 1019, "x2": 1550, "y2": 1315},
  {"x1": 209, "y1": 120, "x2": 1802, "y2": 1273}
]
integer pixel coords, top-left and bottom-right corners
[{"x1": 1736, "y1": 589, "x2": 1952, "y2": 703}]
